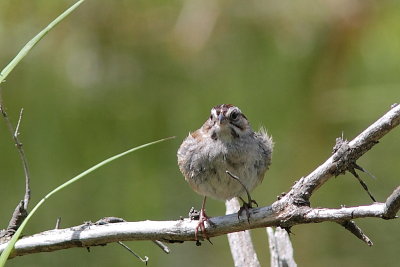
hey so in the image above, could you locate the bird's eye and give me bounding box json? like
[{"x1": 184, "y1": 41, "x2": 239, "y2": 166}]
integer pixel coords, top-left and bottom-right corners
[
  {"x1": 209, "y1": 115, "x2": 213, "y2": 120},
  {"x1": 230, "y1": 111, "x2": 239, "y2": 120}
]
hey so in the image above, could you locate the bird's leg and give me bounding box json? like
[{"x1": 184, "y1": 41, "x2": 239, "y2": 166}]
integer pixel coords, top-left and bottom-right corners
[
  {"x1": 226, "y1": 170, "x2": 258, "y2": 223},
  {"x1": 195, "y1": 196, "x2": 213, "y2": 243}
]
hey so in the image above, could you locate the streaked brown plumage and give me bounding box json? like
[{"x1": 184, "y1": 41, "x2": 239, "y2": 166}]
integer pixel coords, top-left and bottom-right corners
[{"x1": 177, "y1": 104, "x2": 273, "y2": 240}]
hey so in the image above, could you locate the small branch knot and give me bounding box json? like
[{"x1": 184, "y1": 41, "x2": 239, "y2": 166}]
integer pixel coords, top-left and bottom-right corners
[
  {"x1": 292, "y1": 195, "x2": 310, "y2": 207},
  {"x1": 332, "y1": 137, "x2": 351, "y2": 176},
  {"x1": 383, "y1": 186, "x2": 400, "y2": 219}
]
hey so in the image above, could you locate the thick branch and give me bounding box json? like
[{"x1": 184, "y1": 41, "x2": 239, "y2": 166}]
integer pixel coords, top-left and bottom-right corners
[
  {"x1": 383, "y1": 186, "x2": 400, "y2": 219},
  {"x1": 279, "y1": 104, "x2": 400, "y2": 206},
  {"x1": 1, "y1": 105, "x2": 399, "y2": 259},
  {"x1": 267, "y1": 227, "x2": 297, "y2": 267},
  {"x1": 0, "y1": 201, "x2": 392, "y2": 258},
  {"x1": 225, "y1": 198, "x2": 260, "y2": 267}
]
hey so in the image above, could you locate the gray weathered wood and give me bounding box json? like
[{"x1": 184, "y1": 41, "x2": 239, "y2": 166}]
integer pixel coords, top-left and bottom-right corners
[
  {"x1": 1, "y1": 104, "x2": 400, "y2": 259},
  {"x1": 267, "y1": 227, "x2": 297, "y2": 267},
  {"x1": 225, "y1": 198, "x2": 260, "y2": 267}
]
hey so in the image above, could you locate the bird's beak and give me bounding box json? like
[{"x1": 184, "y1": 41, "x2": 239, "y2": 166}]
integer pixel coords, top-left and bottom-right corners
[{"x1": 218, "y1": 113, "x2": 227, "y2": 124}]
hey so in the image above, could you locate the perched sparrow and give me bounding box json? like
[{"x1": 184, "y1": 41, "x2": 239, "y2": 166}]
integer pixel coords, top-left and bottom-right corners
[{"x1": 177, "y1": 104, "x2": 273, "y2": 240}]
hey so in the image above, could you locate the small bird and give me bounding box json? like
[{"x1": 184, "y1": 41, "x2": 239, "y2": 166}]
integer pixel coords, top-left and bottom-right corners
[{"x1": 177, "y1": 104, "x2": 273, "y2": 240}]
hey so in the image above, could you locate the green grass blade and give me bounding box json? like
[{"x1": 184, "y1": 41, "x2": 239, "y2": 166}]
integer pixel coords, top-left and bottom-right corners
[
  {"x1": 0, "y1": 136, "x2": 174, "y2": 265},
  {"x1": 0, "y1": 0, "x2": 85, "y2": 84}
]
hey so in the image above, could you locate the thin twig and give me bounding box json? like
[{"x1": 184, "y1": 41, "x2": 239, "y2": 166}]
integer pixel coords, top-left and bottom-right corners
[
  {"x1": 15, "y1": 108, "x2": 31, "y2": 211},
  {"x1": 55, "y1": 217, "x2": 62, "y2": 230},
  {"x1": 152, "y1": 240, "x2": 170, "y2": 254},
  {"x1": 14, "y1": 108, "x2": 23, "y2": 139},
  {"x1": 225, "y1": 171, "x2": 253, "y2": 206},
  {"x1": 117, "y1": 241, "x2": 148, "y2": 265},
  {"x1": 354, "y1": 164, "x2": 376, "y2": 180},
  {"x1": 337, "y1": 220, "x2": 373, "y2": 246},
  {"x1": 348, "y1": 168, "x2": 376, "y2": 202},
  {"x1": 0, "y1": 89, "x2": 31, "y2": 230}
]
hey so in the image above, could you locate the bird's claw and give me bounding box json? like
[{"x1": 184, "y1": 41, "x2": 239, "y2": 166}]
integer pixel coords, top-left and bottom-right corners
[
  {"x1": 194, "y1": 209, "x2": 213, "y2": 244},
  {"x1": 238, "y1": 197, "x2": 258, "y2": 223}
]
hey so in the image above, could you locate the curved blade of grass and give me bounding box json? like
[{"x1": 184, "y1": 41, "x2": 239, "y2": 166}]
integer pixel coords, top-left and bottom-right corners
[
  {"x1": 0, "y1": 136, "x2": 174, "y2": 265},
  {"x1": 0, "y1": 0, "x2": 85, "y2": 84}
]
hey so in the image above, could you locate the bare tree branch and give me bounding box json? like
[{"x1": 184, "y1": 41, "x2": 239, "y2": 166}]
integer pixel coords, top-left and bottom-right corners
[
  {"x1": 16, "y1": 108, "x2": 31, "y2": 211},
  {"x1": 0, "y1": 106, "x2": 31, "y2": 211},
  {"x1": 0, "y1": 92, "x2": 31, "y2": 236},
  {"x1": 267, "y1": 227, "x2": 297, "y2": 267},
  {"x1": 0, "y1": 194, "x2": 396, "y2": 259},
  {"x1": 337, "y1": 220, "x2": 373, "y2": 246},
  {"x1": 1, "y1": 201, "x2": 27, "y2": 237},
  {"x1": 277, "y1": 103, "x2": 400, "y2": 207},
  {"x1": 383, "y1": 186, "x2": 400, "y2": 219},
  {"x1": 1, "y1": 104, "x2": 400, "y2": 259},
  {"x1": 225, "y1": 198, "x2": 260, "y2": 267}
]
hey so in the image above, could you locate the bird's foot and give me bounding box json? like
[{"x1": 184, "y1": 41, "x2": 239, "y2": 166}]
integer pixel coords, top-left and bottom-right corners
[
  {"x1": 194, "y1": 208, "x2": 213, "y2": 244},
  {"x1": 238, "y1": 196, "x2": 258, "y2": 223},
  {"x1": 225, "y1": 170, "x2": 258, "y2": 223}
]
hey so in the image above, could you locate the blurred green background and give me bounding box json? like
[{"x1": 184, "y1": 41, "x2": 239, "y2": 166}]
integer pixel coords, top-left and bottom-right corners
[{"x1": 1, "y1": 0, "x2": 399, "y2": 266}]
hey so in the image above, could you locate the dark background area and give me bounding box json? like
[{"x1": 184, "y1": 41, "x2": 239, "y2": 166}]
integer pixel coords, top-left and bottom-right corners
[{"x1": 0, "y1": 0, "x2": 399, "y2": 266}]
